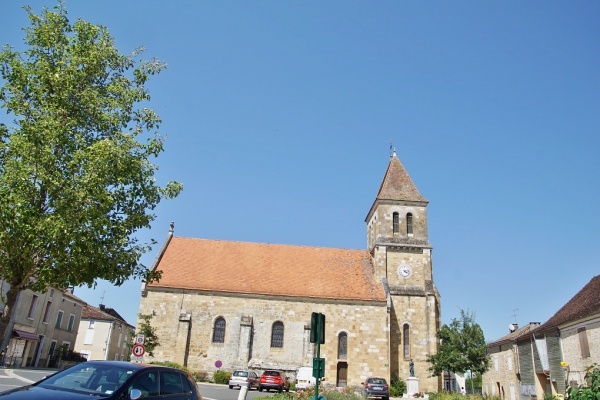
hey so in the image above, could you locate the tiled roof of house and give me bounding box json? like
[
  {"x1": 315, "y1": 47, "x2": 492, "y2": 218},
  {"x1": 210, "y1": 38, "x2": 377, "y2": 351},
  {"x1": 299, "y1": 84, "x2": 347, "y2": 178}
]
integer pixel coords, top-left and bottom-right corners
[
  {"x1": 147, "y1": 237, "x2": 386, "y2": 303},
  {"x1": 82, "y1": 304, "x2": 134, "y2": 328},
  {"x1": 534, "y1": 275, "x2": 600, "y2": 333},
  {"x1": 487, "y1": 322, "x2": 541, "y2": 346},
  {"x1": 375, "y1": 152, "x2": 428, "y2": 203}
]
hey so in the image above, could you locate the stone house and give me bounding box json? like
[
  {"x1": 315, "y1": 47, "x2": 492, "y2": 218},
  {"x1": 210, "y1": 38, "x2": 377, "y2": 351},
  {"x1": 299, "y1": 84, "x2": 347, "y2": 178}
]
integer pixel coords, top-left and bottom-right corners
[
  {"x1": 138, "y1": 152, "x2": 442, "y2": 391},
  {"x1": 0, "y1": 285, "x2": 86, "y2": 368},
  {"x1": 483, "y1": 275, "x2": 600, "y2": 399},
  {"x1": 74, "y1": 304, "x2": 135, "y2": 361},
  {"x1": 483, "y1": 322, "x2": 541, "y2": 400}
]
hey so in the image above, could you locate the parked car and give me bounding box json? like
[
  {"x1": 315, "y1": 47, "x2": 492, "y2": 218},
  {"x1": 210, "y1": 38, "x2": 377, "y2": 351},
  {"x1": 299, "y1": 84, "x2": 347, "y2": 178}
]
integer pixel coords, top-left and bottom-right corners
[
  {"x1": 228, "y1": 370, "x2": 259, "y2": 390},
  {"x1": 363, "y1": 377, "x2": 389, "y2": 400},
  {"x1": 0, "y1": 360, "x2": 202, "y2": 400},
  {"x1": 295, "y1": 366, "x2": 316, "y2": 391},
  {"x1": 258, "y1": 370, "x2": 290, "y2": 392}
]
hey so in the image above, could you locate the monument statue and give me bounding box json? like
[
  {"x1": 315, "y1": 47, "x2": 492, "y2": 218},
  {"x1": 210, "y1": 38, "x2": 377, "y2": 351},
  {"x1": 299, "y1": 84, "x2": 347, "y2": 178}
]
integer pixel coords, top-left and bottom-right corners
[{"x1": 409, "y1": 359, "x2": 415, "y2": 377}]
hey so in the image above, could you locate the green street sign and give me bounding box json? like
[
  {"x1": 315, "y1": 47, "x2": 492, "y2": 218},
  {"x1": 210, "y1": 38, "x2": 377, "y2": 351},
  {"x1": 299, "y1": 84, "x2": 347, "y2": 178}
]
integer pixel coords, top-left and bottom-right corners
[{"x1": 312, "y1": 357, "x2": 325, "y2": 379}]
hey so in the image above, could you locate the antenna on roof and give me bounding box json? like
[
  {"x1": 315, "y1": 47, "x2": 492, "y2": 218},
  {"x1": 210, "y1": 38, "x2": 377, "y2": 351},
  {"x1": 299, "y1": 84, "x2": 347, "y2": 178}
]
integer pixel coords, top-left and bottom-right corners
[
  {"x1": 511, "y1": 308, "x2": 519, "y2": 323},
  {"x1": 169, "y1": 221, "x2": 175, "y2": 234},
  {"x1": 99, "y1": 290, "x2": 105, "y2": 306},
  {"x1": 389, "y1": 140, "x2": 396, "y2": 158}
]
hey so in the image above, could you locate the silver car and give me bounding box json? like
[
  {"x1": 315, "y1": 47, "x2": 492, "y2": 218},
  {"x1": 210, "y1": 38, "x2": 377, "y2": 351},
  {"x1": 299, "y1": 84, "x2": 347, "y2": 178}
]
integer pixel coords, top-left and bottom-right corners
[{"x1": 228, "y1": 370, "x2": 259, "y2": 390}]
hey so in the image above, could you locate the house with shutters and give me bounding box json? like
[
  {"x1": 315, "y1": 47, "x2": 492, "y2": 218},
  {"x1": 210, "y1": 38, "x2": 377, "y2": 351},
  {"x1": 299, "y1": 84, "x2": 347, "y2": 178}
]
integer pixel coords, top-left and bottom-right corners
[
  {"x1": 74, "y1": 304, "x2": 135, "y2": 361},
  {"x1": 483, "y1": 275, "x2": 600, "y2": 400},
  {"x1": 138, "y1": 152, "x2": 442, "y2": 391},
  {"x1": 0, "y1": 285, "x2": 86, "y2": 368}
]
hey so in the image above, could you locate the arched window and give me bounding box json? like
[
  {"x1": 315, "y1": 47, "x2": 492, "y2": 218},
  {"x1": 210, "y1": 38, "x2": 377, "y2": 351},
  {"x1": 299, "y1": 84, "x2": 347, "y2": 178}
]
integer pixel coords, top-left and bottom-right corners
[
  {"x1": 212, "y1": 317, "x2": 226, "y2": 343},
  {"x1": 403, "y1": 323, "x2": 410, "y2": 358},
  {"x1": 406, "y1": 213, "x2": 413, "y2": 235},
  {"x1": 393, "y1": 212, "x2": 399, "y2": 234},
  {"x1": 271, "y1": 321, "x2": 284, "y2": 348},
  {"x1": 338, "y1": 332, "x2": 348, "y2": 360}
]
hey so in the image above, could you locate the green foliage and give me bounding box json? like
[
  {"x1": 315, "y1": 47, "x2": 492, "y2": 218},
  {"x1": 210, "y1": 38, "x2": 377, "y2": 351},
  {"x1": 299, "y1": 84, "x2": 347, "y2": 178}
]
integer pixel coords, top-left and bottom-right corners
[
  {"x1": 261, "y1": 385, "x2": 364, "y2": 400},
  {"x1": 0, "y1": 2, "x2": 181, "y2": 340},
  {"x1": 430, "y1": 394, "x2": 501, "y2": 400},
  {"x1": 213, "y1": 370, "x2": 231, "y2": 385},
  {"x1": 137, "y1": 312, "x2": 159, "y2": 357},
  {"x1": 192, "y1": 371, "x2": 209, "y2": 382},
  {"x1": 390, "y1": 373, "x2": 407, "y2": 397},
  {"x1": 566, "y1": 364, "x2": 600, "y2": 400},
  {"x1": 427, "y1": 309, "x2": 490, "y2": 377},
  {"x1": 150, "y1": 361, "x2": 190, "y2": 373}
]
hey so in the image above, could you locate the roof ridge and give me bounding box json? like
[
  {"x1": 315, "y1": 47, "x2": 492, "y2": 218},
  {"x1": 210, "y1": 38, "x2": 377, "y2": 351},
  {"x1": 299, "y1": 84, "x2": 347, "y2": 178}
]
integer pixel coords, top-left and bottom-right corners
[{"x1": 172, "y1": 236, "x2": 368, "y2": 252}]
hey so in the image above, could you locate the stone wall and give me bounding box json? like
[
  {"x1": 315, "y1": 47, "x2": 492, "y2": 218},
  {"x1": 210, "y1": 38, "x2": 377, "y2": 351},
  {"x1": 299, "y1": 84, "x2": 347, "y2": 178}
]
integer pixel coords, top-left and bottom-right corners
[
  {"x1": 483, "y1": 343, "x2": 521, "y2": 400},
  {"x1": 139, "y1": 288, "x2": 390, "y2": 387},
  {"x1": 560, "y1": 317, "x2": 600, "y2": 386}
]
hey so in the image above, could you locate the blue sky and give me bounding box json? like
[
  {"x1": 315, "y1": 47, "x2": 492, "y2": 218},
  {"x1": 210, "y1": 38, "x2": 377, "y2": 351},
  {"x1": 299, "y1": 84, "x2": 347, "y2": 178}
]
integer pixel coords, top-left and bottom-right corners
[{"x1": 2, "y1": 1, "x2": 599, "y2": 342}]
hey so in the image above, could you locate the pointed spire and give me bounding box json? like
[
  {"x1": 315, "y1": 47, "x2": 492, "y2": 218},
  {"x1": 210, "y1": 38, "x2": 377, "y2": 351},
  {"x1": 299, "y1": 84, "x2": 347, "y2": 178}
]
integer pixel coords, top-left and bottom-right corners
[{"x1": 375, "y1": 152, "x2": 427, "y2": 203}]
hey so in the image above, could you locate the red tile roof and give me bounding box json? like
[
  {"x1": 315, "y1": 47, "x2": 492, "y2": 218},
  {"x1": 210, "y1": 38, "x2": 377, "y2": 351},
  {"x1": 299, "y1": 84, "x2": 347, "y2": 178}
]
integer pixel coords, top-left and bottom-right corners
[
  {"x1": 535, "y1": 275, "x2": 600, "y2": 333},
  {"x1": 82, "y1": 304, "x2": 134, "y2": 327},
  {"x1": 147, "y1": 237, "x2": 386, "y2": 303}
]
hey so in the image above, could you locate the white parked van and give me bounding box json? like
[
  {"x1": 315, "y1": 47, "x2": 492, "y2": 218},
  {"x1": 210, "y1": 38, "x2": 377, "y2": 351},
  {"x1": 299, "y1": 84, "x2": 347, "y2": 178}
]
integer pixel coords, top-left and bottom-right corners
[{"x1": 295, "y1": 366, "x2": 316, "y2": 391}]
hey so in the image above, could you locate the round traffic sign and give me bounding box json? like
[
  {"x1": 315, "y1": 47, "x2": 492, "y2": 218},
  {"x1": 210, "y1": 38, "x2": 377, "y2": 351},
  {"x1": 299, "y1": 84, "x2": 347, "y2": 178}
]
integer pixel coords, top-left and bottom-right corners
[{"x1": 132, "y1": 344, "x2": 146, "y2": 357}]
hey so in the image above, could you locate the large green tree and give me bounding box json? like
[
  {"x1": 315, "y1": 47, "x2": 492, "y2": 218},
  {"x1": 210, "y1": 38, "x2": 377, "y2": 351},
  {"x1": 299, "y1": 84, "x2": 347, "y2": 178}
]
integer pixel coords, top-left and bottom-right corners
[
  {"x1": 427, "y1": 309, "x2": 490, "y2": 392},
  {"x1": 0, "y1": 3, "x2": 182, "y2": 341}
]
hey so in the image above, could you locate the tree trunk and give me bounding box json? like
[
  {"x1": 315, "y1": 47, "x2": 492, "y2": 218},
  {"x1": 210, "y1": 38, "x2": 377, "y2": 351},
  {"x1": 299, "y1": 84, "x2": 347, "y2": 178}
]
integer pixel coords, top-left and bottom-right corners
[{"x1": 0, "y1": 286, "x2": 21, "y2": 350}]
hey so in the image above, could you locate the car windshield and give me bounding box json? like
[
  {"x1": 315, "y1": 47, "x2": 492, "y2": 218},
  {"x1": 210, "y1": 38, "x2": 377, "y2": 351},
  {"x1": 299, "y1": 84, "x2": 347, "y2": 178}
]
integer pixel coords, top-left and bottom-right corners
[
  {"x1": 234, "y1": 371, "x2": 248, "y2": 377},
  {"x1": 264, "y1": 371, "x2": 280, "y2": 376},
  {"x1": 369, "y1": 378, "x2": 387, "y2": 385},
  {"x1": 37, "y1": 364, "x2": 135, "y2": 396}
]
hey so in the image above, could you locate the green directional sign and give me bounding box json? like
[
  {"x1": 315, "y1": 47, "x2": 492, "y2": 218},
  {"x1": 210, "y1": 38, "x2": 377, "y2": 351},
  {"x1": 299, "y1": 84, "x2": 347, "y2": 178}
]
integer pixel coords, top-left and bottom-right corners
[
  {"x1": 312, "y1": 357, "x2": 325, "y2": 379},
  {"x1": 310, "y1": 312, "x2": 325, "y2": 344}
]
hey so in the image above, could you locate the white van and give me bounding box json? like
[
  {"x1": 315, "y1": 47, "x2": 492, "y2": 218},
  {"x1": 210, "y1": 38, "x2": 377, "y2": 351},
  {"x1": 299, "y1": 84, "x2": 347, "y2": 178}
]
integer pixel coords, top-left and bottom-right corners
[{"x1": 295, "y1": 366, "x2": 316, "y2": 390}]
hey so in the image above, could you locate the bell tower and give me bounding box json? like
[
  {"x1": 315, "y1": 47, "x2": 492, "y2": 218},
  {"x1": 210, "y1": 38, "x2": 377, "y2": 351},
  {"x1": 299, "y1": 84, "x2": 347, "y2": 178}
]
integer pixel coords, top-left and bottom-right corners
[{"x1": 365, "y1": 150, "x2": 441, "y2": 392}]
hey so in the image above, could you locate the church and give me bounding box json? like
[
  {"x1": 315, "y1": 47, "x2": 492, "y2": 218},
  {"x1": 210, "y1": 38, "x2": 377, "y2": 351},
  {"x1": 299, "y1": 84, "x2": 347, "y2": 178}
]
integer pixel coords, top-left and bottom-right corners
[{"x1": 138, "y1": 152, "x2": 442, "y2": 392}]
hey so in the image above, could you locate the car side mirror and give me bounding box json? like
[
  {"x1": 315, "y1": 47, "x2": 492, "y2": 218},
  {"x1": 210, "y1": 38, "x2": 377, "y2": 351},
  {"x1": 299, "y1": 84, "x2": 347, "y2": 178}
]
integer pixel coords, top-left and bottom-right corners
[{"x1": 130, "y1": 389, "x2": 142, "y2": 400}]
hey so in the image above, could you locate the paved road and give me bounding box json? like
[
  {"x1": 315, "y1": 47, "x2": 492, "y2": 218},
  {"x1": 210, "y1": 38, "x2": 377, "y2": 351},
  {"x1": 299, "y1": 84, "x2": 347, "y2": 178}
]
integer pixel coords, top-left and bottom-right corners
[
  {"x1": 0, "y1": 367, "x2": 53, "y2": 393},
  {"x1": 0, "y1": 367, "x2": 278, "y2": 400}
]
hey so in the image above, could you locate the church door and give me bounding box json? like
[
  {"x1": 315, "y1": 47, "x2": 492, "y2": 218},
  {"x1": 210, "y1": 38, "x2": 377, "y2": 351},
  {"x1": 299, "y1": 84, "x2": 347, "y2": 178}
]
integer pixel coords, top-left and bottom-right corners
[{"x1": 336, "y1": 362, "x2": 348, "y2": 387}]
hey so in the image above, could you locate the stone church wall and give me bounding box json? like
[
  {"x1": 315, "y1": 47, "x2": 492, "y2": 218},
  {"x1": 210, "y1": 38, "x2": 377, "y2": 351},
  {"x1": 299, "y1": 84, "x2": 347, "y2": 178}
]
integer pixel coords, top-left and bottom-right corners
[{"x1": 139, "y1": 288, "x2": 390, "y2": 387}]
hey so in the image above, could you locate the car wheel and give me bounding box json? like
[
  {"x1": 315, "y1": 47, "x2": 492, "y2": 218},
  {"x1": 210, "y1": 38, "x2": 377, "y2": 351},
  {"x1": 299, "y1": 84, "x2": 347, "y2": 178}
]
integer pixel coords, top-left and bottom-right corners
[
  {"x1": 229, "y1": 385, "x2": 233, "y2": 389},
  {"x1": 278, "y1": 387, "x2": 283, "y2": 393},
  {"x1": 258, "y1": 387, "x2": 263, "y2": 392}
]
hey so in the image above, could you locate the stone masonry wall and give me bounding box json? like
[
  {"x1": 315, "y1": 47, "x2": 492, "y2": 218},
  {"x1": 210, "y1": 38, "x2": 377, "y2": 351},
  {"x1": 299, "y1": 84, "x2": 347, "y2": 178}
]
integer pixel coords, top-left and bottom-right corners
[
  {"x1": 560, "y1": 317, "x2": 600, "y2": 385},
  {"x1": 139, "y1": 288, "x2": 390, "y2": 387},
  {"x1": 483, "y1": 343, "x2": 521, "y2": 400}
]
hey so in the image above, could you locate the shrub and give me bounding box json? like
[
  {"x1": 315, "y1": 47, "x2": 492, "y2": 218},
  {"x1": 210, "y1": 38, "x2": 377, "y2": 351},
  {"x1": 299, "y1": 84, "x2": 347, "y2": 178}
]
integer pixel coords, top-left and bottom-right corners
[
  {"x1": 213, "y1": 370, "x2": 231, "y2": 385},
  {"x1": 390, "y1": 373, "x2": 407, "y2": 397},
  {"x1": 192, "y1": 371, "x2": 209, "y2": 382},
  {"x1": 566, "y1": 364, "x2": 600, "y2": 400},
  {"x1": 150, "y1": 361, "x2": 190, "y2": 373}
]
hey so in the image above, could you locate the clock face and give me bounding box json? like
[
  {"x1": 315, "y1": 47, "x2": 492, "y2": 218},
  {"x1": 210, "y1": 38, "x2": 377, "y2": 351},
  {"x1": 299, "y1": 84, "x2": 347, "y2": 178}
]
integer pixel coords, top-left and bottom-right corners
[{"x1": 398, "y1": 264, "x2": 412, "y2": 278}]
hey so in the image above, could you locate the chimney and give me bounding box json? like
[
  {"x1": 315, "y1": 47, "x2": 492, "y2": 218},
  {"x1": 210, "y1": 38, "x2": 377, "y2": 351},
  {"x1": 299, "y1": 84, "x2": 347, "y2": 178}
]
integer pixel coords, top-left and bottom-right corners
[{"x1": 99, "y1": 304, "x2": 105, "y2": 311}]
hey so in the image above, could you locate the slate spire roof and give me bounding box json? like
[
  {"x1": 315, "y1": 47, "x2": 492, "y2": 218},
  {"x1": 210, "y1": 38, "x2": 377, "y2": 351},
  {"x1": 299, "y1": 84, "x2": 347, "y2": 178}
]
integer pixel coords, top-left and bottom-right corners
[{"x1": 375, "y1": 151, "x2": 428, "y2": 203}]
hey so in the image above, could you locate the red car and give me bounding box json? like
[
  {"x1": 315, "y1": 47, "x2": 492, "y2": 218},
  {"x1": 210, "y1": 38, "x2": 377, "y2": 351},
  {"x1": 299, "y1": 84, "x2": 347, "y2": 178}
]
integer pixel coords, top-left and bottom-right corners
[{"x1": 258, "y1": 370, "x2": 290, "y2": 392}]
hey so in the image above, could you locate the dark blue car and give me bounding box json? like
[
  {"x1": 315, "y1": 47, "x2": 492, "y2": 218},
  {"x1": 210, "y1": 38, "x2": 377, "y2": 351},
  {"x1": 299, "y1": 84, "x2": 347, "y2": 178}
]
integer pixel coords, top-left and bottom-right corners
[{"x1": 0, "y1": 360, "x2": 202, "y2": 400}]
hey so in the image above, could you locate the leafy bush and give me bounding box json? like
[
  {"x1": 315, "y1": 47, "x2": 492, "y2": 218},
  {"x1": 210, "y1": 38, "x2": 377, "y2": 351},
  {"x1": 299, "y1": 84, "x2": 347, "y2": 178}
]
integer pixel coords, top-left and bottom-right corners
[
  {"x1": 61, "y1": 350, "x2": 88, "y2": 362},
  {"x1": 192, "y1": 371, "x2": 209, "y2": 382},
  {"x1": 390, "y1": 373, "x2": 407, "y2": 397},
  {"x1": 150, "y1": 361, "x2": 190, "y2": 373},
  {"x1": 566, "y1": 364, "x2": 600, "y2": 400},
  {"x1": 213, "y1": 370, "x2": 231, "y2": 385}
]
